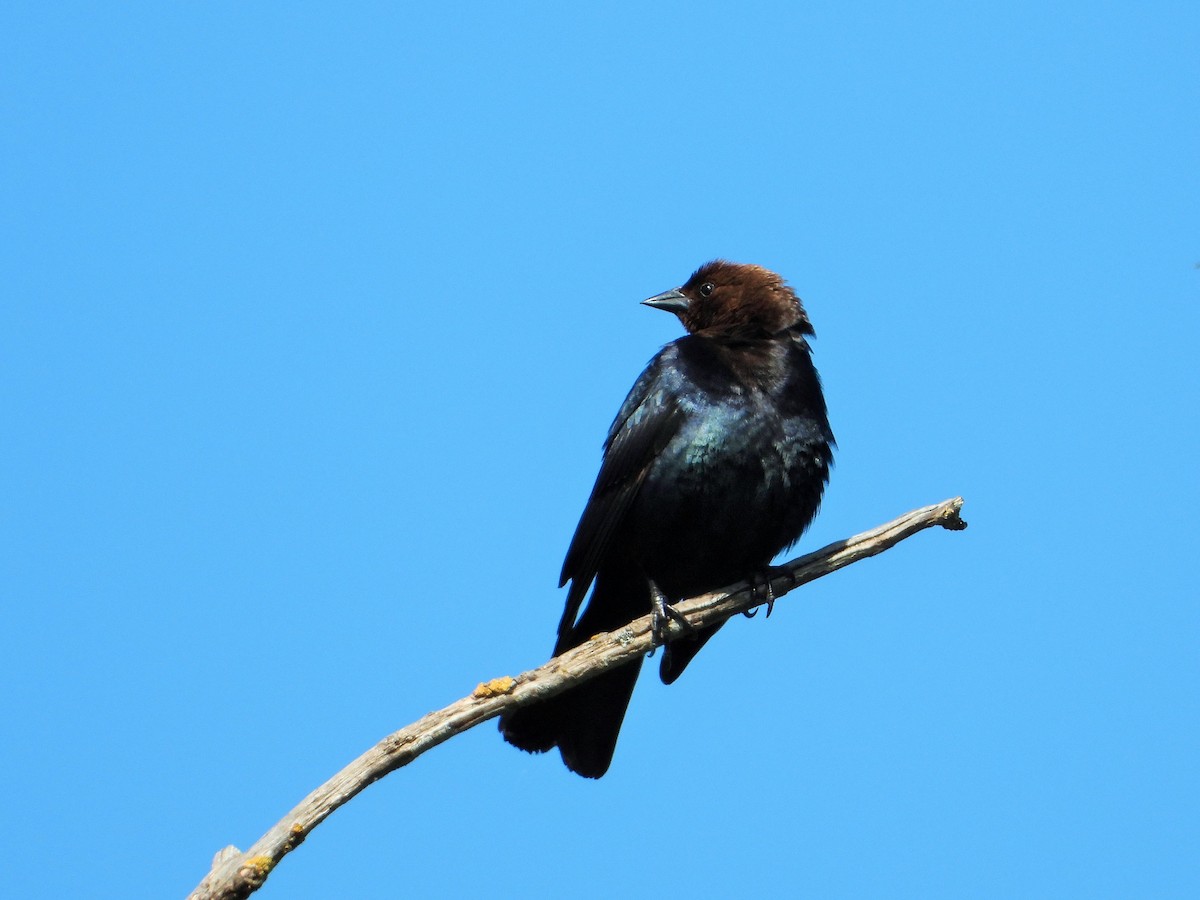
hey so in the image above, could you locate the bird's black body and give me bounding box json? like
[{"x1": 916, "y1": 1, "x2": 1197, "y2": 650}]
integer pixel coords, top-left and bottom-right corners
[{"x1": 499, "y1": 261, "x2": 834, "y2": 777}]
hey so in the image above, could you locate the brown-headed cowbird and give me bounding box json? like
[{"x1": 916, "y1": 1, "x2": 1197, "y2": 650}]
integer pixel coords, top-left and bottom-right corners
[{"x1": 499, "y1": 261, "x2": 834, "y2": 778}]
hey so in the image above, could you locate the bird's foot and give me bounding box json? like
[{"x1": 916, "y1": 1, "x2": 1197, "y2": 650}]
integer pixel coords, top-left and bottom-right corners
[
  {"x1": 650, "y1": 583, "x2": 695, "y2": 649},
  {"x1": 742, "y1": 567, "x2": 789, "y2": 619}
]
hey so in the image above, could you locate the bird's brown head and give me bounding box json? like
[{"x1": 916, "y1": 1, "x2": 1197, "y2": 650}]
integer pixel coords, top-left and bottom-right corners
[{"x1": 642, "y1": 260, "x2": 812, "y2": 337}]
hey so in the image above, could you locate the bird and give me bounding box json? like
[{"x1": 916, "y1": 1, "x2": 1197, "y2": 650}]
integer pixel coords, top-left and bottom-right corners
[{"x1": 498, "y1": 260, "x2": 834, "y2": 778}]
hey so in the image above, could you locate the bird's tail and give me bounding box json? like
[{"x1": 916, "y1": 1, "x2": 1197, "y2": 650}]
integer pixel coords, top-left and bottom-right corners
[
  {"x1": 498, "y1": 661, "x2": 642, "y2": 778},
  {"x1": 499, "y1": 565, "x2": 648, "y2": 778}
]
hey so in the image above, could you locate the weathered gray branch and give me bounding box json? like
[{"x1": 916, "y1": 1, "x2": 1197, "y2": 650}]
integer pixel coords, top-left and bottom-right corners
[{"x1": 188, "y1": 497, "x2": 967, "y2": 900}]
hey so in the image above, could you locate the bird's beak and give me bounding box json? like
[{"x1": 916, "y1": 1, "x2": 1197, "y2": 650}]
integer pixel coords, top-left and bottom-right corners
[{"x1": 641, "y1": 288, "x2": 690, "y2": 315}]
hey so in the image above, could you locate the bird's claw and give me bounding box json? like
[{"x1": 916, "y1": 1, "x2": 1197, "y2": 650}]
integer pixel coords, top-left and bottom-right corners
[
  {"x1": 743, "y1": 570, "x2": 779, "y2": 619},
  {"x1": 650, "y1": 586, "x2": 695, "y2": 648}
]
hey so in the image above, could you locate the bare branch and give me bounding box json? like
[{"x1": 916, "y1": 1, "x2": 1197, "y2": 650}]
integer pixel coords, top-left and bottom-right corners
[{"x1": 187, "y1": 497, "x2": 966, "y2": 900}]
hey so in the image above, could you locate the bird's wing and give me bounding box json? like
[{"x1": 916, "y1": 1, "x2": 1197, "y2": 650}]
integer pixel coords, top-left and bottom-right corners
[{"x1": 557, "y1": 352, "x2": 685, "y2": 639}]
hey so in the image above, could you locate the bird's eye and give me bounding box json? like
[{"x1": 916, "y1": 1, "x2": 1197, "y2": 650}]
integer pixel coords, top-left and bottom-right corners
[{"x1": 699, "y1": 282, "x2": 715, "y2": 297}]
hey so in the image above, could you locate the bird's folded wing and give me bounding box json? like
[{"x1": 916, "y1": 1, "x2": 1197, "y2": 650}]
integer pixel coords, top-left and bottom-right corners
[{"x1": 557, "y1": 355, "x2": 685, "y2": 642}]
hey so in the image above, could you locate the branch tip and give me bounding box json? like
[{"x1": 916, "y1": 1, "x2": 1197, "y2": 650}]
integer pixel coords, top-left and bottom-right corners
[{"x1": 939, "y1": 497, "x2": 967, "y2": 531}]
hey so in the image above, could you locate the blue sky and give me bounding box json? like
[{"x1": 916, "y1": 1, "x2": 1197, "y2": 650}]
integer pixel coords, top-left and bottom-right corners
[{"x1": 3, "y1": 3, "x2": 1197, "y2": 897}]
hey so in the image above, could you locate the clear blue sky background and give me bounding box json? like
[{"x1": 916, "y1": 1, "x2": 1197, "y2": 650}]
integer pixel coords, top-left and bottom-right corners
[{"x1": 3, "y1": 3, "x2": 1197, "y2": 898}]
